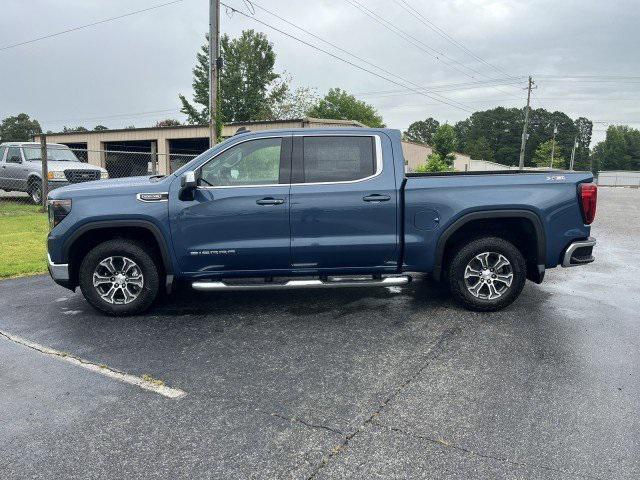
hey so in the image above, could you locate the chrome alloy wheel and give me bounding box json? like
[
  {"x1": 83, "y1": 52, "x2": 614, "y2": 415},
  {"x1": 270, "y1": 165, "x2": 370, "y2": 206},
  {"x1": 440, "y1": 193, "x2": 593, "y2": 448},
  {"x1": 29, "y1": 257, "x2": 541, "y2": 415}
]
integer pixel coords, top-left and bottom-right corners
[
  {"x1": 92, "y1": 256, "x2": 144, "y2": 305},
  {"x1": 463, "y1": 252, "x2": 514, "y2": 300}
]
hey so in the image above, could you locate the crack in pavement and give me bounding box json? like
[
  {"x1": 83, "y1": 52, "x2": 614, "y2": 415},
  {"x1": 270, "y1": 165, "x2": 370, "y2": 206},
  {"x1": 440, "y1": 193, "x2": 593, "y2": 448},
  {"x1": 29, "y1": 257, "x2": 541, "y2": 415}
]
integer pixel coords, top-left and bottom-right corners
[
  {"x1": 373, "y1": 421, "x2": 608, "y2": 480},
  {"x1": 254, "y1": 409, "x2": 344, "y2": 436},
  {"x1": 305, "y1": 326, "x2": 461, "y2": 479}
]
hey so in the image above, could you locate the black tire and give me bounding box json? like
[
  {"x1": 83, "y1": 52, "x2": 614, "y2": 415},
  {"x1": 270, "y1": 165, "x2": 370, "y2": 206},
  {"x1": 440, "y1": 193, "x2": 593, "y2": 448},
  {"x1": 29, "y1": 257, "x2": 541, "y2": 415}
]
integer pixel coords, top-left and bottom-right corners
[
  {"x1": 28, "y1": 181, "x2": 42, "y2": 205},
  {"x1": 79, "y1": 239, "x2": 160, "y2": 316},
  {"x1": 448, "y1": 236, "x2": 526, "y2": 312}
]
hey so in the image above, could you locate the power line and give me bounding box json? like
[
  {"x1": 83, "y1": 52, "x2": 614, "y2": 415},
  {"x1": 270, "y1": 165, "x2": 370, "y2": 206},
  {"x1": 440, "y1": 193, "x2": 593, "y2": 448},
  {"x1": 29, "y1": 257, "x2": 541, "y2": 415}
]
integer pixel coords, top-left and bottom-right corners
[
  {"x1": 345, "y1": 0, "x2": 523, "y2": 100},
  {"x1": 354, "y1": 78, "x2": 526, "y2": 97},
  {"x1": 237, "y1": 0, "x2": 483, "y2": 110},
  {"x1": 221, "y1": 1, "x2": 474, "y2": 113},
  {"x1": 393, "y1": 0, "x2": 519, "y2": 82},
  {"x1": 535, "y1": 74, "x2": 640, "y2": 80},
  {"x1": 0, "y1": 0, "x2": 185, "y2": 52}
]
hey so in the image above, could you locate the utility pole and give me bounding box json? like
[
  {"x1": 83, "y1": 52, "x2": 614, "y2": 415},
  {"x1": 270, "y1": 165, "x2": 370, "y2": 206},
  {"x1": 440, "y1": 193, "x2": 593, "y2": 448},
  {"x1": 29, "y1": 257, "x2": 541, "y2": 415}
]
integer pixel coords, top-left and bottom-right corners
[
  {"x1": 519, "y1": 76, "x2": 535, "y2": 170},
  {"x1": 570, "y1": 136, "x2": 578, "y2": 171},
  {"x1": 209, "y1": 0, "x2": 220, "y2": 148},
  {"x1": 40, "y1": 134, "x2": 48, "y2": 210},
  {"x1": 549, "y1": 123, "x2": 557, "y2": 168}
]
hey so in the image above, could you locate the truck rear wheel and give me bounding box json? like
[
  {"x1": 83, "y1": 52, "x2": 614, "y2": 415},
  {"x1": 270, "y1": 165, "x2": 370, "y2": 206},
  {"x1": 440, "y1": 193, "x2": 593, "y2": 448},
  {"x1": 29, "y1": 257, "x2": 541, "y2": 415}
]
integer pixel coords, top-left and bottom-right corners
[
  {"x1": 78, "y1": 239, "x2": 160, "y2": 316},
  {"x1": 447, "y1": 236, "x2": 526, "y2": 312}
]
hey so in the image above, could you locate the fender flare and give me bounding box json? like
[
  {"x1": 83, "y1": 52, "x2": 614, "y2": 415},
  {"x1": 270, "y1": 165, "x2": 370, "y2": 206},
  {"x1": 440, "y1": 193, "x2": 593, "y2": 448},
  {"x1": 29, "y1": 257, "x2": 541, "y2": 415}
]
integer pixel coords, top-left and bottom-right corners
[
  {"x1": 62, "y1": 220, "x2": 174, "y2": 276},
  {"x1": 432, "y1": 209, "x2": 546, "y2": 281}
]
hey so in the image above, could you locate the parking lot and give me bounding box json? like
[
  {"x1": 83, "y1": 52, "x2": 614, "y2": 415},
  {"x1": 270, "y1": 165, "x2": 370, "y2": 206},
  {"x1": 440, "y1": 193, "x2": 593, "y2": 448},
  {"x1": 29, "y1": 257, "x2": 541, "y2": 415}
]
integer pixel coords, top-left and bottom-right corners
[{"x1": 1, "y1": 187, "x2": 638, "y2": 479}]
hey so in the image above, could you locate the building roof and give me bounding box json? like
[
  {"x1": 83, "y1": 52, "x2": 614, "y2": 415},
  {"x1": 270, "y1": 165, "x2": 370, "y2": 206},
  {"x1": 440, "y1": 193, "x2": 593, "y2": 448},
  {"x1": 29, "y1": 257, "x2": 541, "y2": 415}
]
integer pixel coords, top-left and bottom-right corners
[{"x1": 39, "y1": 117, "x2": 367, "y2": 137}]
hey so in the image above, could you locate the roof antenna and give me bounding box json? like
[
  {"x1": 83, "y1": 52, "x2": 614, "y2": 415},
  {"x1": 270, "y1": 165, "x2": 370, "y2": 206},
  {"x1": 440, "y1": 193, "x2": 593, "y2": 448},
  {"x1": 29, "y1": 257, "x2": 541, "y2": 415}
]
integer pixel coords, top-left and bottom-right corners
[{"x1": 235, "y1": 127, "x2": 250, "y2": 135}]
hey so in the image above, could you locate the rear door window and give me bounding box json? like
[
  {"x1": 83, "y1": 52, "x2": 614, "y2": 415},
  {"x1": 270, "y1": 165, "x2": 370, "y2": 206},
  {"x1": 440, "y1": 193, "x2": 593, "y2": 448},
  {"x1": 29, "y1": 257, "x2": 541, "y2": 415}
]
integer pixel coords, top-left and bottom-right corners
[{"x1": 302, "y1": 136, "x2": 375, "y2": 183}]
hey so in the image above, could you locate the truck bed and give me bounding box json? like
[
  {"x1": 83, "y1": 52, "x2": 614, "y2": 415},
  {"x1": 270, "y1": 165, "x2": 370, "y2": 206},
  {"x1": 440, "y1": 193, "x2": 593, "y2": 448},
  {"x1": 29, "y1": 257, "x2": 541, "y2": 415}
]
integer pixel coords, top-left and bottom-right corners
[{"x1": 401, "y1": 170, "x2": 593, "y2": 274}]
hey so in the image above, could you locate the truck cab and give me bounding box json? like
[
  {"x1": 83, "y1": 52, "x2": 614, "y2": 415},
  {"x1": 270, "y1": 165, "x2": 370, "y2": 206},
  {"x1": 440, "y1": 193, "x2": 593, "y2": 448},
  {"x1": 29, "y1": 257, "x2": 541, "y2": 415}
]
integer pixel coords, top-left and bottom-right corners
[{"x1": 46, "y1": 128, "x2": 597, "y2": 315}]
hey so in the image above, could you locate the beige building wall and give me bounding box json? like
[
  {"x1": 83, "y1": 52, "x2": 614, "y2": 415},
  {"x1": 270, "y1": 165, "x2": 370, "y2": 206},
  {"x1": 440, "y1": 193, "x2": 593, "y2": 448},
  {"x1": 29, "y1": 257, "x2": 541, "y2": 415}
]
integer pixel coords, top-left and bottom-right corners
[{"x1": 401, "y1": 140, "x2": 478, "y2": 173}]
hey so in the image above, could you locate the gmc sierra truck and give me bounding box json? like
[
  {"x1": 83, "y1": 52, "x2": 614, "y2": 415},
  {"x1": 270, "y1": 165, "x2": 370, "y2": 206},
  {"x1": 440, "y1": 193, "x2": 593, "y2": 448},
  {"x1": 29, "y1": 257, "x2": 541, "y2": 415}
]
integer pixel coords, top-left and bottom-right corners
[{"x1": 46, "y1": 128, "x2": 597, "y2": 315}]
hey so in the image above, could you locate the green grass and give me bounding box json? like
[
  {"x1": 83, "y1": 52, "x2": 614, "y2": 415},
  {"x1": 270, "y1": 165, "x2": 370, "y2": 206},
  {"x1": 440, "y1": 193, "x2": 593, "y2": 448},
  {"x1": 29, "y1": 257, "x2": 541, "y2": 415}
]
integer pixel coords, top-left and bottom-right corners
[{"x1": 0, "y1": 201, "x2": 49, "y2": 278}]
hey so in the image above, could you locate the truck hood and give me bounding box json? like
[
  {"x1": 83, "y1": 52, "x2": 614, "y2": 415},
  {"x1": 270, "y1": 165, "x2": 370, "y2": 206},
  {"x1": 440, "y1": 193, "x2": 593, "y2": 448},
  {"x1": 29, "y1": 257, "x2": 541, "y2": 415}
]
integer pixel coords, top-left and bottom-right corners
[
  {"x1": 38, "y1": 161, "x2": 107, "y2": 173},
  {"x1": 48, "y1": 175, "x2": 172, "y2": 199}
]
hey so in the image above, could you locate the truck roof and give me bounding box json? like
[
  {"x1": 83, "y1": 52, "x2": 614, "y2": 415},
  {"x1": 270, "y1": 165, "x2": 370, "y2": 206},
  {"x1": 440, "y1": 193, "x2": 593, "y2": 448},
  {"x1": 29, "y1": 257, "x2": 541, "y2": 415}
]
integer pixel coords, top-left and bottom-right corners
[{"x1": 230, "y1": 127, "x2": 399, "y2": 137}]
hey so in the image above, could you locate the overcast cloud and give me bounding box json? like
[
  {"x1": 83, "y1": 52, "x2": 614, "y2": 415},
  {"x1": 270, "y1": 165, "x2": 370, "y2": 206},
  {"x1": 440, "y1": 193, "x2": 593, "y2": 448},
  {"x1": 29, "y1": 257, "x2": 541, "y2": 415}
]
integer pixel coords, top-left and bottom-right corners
[{"x1": 1, "y1": 0, "x2": 639, "y2": 145}]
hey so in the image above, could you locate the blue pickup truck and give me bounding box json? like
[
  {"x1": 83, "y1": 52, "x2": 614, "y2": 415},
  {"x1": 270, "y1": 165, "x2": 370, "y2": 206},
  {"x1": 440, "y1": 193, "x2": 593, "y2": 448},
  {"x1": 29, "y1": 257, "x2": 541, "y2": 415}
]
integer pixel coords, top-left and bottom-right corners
[{"x1": 46, "y1": 128, "x2": 597, "y2": 315}]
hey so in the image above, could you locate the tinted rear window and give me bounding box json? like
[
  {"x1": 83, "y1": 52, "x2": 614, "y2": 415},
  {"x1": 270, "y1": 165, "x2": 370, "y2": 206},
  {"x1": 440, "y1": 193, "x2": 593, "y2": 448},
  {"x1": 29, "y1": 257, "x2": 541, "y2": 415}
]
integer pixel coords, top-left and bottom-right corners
[{"x1": 302, "y1": 136, "x2": 375, "y2": 183}]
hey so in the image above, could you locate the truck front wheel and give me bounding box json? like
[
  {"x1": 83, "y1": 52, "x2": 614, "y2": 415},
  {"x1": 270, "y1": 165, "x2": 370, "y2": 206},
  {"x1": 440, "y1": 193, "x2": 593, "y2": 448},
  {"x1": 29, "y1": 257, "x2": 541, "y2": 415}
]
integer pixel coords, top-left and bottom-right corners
[
  {"x1": 78, "y1": 239, "x2": 160, "y2": 316},
  {"x1": 28, "y1": 181, "x2": 42, "y2": 205},
  {"x1": 447, "y1": 236, "x2": 526, "y2": 312}
]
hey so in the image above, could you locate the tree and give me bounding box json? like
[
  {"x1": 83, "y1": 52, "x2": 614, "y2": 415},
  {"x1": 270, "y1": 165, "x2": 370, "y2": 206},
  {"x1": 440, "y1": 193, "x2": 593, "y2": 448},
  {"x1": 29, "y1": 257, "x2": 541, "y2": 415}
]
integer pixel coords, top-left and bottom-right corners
[
  {"x1": 0, "y1": 113, "x2": 41, "y2": 142},
  {"x1": 62, "y1": 126, "x2": 88, "y2": 133},
  {"x1": 574, "y1": 117, "x2": 593, "y2": 171},
  {"x1": 179, "y1": 30, "x2": 283, "y2": 131},
  {"x1": 307, "y1": 88, "x2": 385, "y2": 127},
  {"x1": 403, "y1": 118, "x2": 439, "y2": 144},
  {"x1": 431, "y1": 124, "x2": 457, "y2": 164},
  {"x1": 155, "y1": 119, "x2": 182, "y2": 127},
  {"x1": 533, "y1": 140, "x2": 565, "y2": 168},
  {"x1": 467, "y1": 136, "x2": 494, "y2": 162},
  {"x1": 93, "y1": 125, "x2": 108, "y2": 131},
  {"x1": 453, "y1": 119, "x2": 470, "y2": 152},
  {"x1": 415, "y1": 153, "x2": 454, "y2": 172},
  {"x1": 592, "y1": 125, "x2": 640, "y2": 171},
  {"x1": 265, "y1": 76, "x2": 318, "y2": 120}
]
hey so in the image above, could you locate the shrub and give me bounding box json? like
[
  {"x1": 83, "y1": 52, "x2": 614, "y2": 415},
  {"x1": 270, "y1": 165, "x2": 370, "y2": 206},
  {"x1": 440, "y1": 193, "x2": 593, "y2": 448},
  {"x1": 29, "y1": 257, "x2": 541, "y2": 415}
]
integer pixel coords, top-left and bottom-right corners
[{"x1": 415, "y1": 153, "x2": 455, "y2": 173}]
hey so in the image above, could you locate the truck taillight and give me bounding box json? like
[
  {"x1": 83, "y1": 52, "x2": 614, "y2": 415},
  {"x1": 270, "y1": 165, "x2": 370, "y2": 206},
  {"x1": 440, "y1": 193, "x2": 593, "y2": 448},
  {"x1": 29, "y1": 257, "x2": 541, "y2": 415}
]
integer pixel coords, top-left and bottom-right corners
[{"x1": 579, "y1": 183, "x2": 597, "y2": 225}]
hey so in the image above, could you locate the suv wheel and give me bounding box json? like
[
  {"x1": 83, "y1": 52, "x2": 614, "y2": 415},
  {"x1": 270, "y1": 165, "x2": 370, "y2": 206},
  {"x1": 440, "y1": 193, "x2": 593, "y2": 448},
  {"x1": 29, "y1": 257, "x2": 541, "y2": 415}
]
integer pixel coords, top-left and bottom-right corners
[
  {"x1": 448, "y1": 236, "x2": 526, "y2": 312},
  {"x1": 79, "y1": 239, "x2": 160, "y2": 315},
  {"x1": 28, "y1": 181, "x2": 42, "y2": 204}
]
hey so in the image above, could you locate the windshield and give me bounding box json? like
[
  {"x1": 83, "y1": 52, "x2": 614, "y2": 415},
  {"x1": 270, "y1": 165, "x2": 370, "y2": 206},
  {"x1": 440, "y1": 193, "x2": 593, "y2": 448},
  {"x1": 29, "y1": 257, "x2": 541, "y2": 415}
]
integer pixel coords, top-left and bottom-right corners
[{"x1": 22, "y1": 145, "x2": 80, "y2": 162}]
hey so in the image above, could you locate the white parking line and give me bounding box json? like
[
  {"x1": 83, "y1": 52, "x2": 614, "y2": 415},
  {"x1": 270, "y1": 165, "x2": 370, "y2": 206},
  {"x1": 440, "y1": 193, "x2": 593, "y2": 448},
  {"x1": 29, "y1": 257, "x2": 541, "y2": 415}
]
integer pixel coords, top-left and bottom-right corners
[{"x1": 0, "y1": 329, "x2": 186, "y2": 399}]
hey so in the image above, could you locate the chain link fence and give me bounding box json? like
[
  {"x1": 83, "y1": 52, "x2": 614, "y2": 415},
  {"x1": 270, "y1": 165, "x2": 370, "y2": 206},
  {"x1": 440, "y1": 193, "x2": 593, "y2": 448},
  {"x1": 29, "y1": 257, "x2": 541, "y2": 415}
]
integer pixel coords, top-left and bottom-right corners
[
  {"x1": 596, "y1": 171, "x2": 640, "y2": 187},
  {"x1": 0, "y1": 139, "x2": 198, "y2": 212}
]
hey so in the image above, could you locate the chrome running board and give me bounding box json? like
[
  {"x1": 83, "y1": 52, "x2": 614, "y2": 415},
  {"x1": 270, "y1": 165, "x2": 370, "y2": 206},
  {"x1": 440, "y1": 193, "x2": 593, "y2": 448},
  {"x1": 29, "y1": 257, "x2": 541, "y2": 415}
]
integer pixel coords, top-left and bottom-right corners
[{"x1": 192, "y1": 275, "x2": 410, "y2": 291}]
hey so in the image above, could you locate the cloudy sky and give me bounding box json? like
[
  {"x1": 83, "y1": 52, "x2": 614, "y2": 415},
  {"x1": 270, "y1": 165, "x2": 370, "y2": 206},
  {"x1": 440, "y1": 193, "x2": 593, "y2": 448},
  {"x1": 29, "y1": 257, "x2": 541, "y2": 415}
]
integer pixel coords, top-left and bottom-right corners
[{"x1": 2, "y1": 0, "x2": 639, "y2": 145}]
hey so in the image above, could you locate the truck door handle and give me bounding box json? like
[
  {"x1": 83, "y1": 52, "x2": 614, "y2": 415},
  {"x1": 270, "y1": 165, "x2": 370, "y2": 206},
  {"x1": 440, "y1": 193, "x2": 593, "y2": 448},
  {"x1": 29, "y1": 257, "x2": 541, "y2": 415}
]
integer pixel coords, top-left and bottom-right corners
[
  {"x1": 363, "y1": 194, "x2": 390, "y2": 202},
  {"x1": 256, "y1": 197, "x2": 284, "y2": 205}
]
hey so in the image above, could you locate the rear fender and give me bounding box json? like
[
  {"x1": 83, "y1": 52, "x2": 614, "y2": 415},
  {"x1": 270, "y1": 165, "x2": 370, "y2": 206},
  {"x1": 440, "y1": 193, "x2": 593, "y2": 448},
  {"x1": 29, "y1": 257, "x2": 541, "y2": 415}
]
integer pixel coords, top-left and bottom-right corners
[{"x1": 432, "y1": 210, "x2": 546, "y2": 282}]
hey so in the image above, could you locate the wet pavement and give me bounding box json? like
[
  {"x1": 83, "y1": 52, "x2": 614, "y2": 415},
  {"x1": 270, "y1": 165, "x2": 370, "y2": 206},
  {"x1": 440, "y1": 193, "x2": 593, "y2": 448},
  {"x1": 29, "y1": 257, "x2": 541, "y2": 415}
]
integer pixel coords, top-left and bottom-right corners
[{"x1": 1, "y1": 187, "x2": 639, "y2": 479}]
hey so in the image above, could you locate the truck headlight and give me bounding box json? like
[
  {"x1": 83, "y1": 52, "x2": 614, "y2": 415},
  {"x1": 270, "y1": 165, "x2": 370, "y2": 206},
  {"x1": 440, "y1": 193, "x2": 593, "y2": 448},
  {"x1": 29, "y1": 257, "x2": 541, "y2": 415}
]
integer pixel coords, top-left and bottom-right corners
[
  {"x1": 48, "y1": 199, "x2": 72, "y2": 229},
  {"x1": 100, "y1": 171, "x2": 109, "y2": 179},
  {"x1": 47, "y1": 171, "x2": 66, "y2": 181}
]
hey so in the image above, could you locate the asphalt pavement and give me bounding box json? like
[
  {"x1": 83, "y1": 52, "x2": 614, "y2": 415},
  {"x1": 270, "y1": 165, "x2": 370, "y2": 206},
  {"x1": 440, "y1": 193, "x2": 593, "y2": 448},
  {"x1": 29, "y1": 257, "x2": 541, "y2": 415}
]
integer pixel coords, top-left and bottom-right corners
[{"x1": 1, "y1": 186, "x2": 638, "y2": 479}]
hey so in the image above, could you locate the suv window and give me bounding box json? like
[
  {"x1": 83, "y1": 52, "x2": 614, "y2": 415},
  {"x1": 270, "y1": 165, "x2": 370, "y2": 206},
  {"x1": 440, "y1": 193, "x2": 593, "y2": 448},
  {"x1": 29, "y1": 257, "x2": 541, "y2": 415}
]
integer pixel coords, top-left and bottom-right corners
[
  {"x1": 6, "y1": 147, "x2": 22, "y2": 164},
  {"x1": 302, "y1": 136, "x2": 375, "y2": 183},
  {"x1": 0, "y1": 146, "x2": 6, "y2": 162},
  {"x1": 200, "y1": 137, "x2": 282, "y2": 187}
]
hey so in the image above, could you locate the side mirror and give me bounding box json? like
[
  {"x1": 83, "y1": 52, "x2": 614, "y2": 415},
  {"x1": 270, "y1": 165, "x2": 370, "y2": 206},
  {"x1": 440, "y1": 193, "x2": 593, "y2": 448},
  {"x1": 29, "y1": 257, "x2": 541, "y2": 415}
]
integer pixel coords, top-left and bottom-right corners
[
  {"x1": 179, "y1": 171, "x2": 197, "y2": 201},
  {"x1": 181, "y1": 170, "x2": 196, "y2": 188}
]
